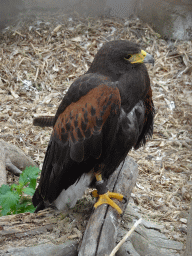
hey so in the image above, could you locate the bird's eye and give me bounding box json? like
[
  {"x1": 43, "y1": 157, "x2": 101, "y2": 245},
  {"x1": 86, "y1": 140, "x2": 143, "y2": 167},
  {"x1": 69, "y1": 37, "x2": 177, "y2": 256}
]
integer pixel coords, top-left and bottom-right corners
[{"x1": 126, "y1": 55, "x2": 131, "y2": 60}]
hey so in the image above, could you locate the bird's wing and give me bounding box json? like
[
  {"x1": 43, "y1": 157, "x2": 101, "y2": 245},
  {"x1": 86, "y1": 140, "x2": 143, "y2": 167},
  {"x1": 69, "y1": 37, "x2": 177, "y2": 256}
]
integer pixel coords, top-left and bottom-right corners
[
  {"x1": 52, "y1": 83, "x2": 121, "y2": 162},
  {"x1": 134, "y1": 86, "x2": 154, "y2": 149},
  {"x1": 34, "y1": 79, "x2": 121, "y2": 204}
]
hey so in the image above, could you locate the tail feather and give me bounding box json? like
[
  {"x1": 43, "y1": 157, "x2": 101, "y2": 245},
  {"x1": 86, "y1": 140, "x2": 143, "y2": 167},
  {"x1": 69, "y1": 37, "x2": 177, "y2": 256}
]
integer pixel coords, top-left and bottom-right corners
[{"x1": 33, "y1": 116, "x2": 54, "y2": 127}]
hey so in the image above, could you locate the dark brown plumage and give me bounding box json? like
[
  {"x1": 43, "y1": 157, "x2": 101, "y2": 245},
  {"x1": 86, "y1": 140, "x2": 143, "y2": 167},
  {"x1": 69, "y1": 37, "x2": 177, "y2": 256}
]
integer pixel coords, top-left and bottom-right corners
[
  {"x1": 33, "y1": 116, "x2": 54, "y2": 127},
  {"x1": 32, "y1": 40, "x2": 154, "y2": 213}
]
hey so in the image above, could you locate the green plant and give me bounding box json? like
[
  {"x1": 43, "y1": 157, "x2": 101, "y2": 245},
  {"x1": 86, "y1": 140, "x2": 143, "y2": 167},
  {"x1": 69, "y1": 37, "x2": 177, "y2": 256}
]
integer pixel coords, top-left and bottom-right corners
[{"x1": 0, "y1": 166, "x2": 41, "y2": 216}]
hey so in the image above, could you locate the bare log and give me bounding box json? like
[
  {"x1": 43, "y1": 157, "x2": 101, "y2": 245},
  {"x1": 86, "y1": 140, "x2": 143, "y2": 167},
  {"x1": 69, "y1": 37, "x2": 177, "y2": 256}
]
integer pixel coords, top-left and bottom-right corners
[
  {"x1": 184, "y1": 199, "x2": 192, "y2": 256},
  {"x1": 78, "y1": 156, "x2": 138, "y2": 256},
  {"x1": 0, "y1": 145, "x2": 6, "y2": 186},
  {"x1": 0, "y1": 139, "x2": 38, "y2": 185}
]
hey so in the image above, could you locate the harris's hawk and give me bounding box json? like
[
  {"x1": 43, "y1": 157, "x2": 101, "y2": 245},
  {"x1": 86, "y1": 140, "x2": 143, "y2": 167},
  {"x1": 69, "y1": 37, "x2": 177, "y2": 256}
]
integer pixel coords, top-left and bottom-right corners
[{"x1": 32, "y1": 40, "x2": 155, "y2": 214}]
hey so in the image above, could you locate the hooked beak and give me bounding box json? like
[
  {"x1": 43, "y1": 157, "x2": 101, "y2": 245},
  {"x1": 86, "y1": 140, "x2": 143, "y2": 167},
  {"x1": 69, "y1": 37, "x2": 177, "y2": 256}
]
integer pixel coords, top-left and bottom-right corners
[
  {"x1": 143, "y1": 52, "x2": 155, "y2": 65},
  {"x1": 126, "y1": 50, "x2": 155, "y2": 66}
]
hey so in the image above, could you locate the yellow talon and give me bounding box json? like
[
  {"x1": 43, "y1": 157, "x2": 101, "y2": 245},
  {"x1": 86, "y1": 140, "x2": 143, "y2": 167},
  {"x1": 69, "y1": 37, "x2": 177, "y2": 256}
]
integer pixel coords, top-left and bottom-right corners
[
  {"x1": 93, "y1": 190, "x2": 124, "y2": 214},
  {"x1": 108, "y1": 192, "x2": 124, "y2": 201},
  {"x1": 93, "y1": 172, "x2": 126, "y2": 214}
]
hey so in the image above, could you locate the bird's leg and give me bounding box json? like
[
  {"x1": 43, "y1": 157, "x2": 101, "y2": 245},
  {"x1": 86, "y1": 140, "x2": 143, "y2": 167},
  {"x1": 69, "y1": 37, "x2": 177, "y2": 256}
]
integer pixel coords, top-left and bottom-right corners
[{"x1": 92, "y1": 172, "x2": 127, "y2": 214}]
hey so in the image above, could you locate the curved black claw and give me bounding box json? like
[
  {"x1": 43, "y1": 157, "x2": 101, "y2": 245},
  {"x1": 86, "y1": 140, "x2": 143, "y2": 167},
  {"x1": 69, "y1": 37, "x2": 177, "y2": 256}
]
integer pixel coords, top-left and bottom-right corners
[
  {"x1": 122, "y1": 196, "x2": 127, "y2": 204},
  {"x1": 34, "y1": 201, "x2": 45, "y2": 213}
]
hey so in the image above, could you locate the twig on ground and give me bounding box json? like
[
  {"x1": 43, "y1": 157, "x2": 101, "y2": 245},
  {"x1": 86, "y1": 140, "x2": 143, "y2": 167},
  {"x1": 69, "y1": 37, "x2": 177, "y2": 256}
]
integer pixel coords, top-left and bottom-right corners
[{"x1": 109, "y1": 218, "x2": 142, "y2": 256}]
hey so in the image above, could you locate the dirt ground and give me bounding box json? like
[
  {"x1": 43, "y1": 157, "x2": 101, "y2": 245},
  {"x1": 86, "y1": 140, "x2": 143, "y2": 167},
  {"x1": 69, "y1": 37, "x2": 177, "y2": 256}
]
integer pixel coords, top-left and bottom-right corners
[{"x1": 0, "y1": 8, "x2": 191, "y2": 249}]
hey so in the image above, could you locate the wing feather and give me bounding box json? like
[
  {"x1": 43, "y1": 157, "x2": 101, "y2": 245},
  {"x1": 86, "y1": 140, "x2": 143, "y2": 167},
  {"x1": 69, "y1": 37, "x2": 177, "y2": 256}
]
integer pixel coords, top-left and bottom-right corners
[
  {"x1": 52, "y1": 83, "x2": 121, "y2": 162},
  {"x1": 33, "y1": 80, "x2": 121, "y2": 204}
]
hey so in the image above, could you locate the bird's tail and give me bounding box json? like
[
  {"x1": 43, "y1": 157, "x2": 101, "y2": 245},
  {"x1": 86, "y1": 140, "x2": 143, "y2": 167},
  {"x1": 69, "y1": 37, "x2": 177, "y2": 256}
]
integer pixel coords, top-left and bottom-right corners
[
  {"x1": 33, "y1": 116, "x2": 54, "y2": 127},
  {"x1": 32, "y1": 186, "x2": 43, "y2": 212}
]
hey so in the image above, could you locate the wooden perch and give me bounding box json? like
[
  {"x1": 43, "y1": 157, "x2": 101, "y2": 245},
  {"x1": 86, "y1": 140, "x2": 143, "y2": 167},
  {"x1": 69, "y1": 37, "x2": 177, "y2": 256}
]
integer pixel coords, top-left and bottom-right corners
[
  {"x1": 0, "y1": 145, "x2": 6, "y2": 186},
  {"x1": 184, "y1": 199, "x2": 192, "y2": 256},
  {"x1": 78, "y1": 156, "x2": 138, "y2": 256},
  {"x1": 109, "y1": 218, "x2": 142, "y2": 256},
  {"x1": 0, "y1": 139, "x2": 38, "y2": 186}
]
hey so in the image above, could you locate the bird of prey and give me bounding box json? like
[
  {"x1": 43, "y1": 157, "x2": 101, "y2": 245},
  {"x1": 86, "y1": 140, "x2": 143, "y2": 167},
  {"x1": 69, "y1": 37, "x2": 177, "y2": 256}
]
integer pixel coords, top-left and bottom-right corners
[{"x1": 32, "y1": 40, "x2": 155, "y2": 214}]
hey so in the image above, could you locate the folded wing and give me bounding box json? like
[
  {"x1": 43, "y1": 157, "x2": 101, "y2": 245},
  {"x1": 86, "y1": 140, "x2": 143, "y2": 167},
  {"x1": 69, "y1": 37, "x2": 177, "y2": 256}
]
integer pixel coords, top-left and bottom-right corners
[{"x1": 33, "y1": 80, "x2": 121, "y2": 205}]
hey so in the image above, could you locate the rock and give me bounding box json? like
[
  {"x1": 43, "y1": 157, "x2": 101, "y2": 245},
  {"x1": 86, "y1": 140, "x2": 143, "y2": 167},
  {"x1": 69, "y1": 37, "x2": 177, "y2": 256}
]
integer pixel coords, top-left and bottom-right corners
[{"x1": 136, "y1": 0, "x2": 192, "y2": 40}]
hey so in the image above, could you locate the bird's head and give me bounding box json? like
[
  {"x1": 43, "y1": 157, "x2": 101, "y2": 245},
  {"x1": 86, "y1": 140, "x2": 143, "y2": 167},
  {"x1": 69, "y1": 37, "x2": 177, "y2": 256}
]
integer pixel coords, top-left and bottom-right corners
[
  {"x1": 88, "y1": 40, "x2": 154, "y2": 80},
  {"x1": 126, "y1": 49, "x2": 154, "y2": 65}
]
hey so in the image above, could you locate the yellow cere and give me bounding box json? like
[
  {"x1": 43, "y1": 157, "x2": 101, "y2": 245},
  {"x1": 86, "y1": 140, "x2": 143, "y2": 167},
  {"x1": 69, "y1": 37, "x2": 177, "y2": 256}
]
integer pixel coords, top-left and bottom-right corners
[{"x1": 126, "y1": 50, "x2": 147, "y2": 64}]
